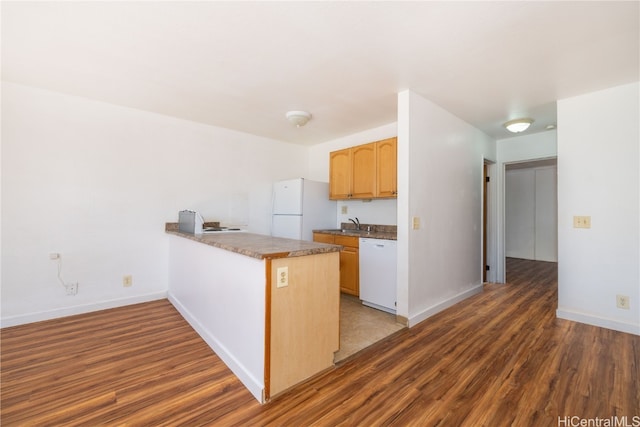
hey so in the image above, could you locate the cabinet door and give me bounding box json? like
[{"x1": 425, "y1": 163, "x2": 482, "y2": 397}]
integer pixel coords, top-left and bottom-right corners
[
  {"x1": 329, "y1": 148, "x2": 352, "y2": 200},
  {"x1": 351, "y1": 142, "x2": 376, "y2": 199},
  {"x1": 376, "y1": 137, "x2": 397, "y2": 198},
  {"x1": 339, "y1": 247, "x2": 359, "y2": 296}
]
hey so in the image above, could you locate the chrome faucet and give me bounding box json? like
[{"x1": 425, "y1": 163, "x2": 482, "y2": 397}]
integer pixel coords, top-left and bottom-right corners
[{"x1": 349, "y1": 217, "x2": 361, "y2": 230}]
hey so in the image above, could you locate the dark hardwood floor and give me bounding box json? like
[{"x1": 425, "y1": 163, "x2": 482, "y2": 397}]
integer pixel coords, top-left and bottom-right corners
[{"x1": 2, "y1": 258, "x2": 638, "y2": 425}]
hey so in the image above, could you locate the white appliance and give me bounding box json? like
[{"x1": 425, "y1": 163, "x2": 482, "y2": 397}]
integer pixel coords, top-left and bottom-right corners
[
  {"x1": 359, "y1": 238, "x2": 397, "y2": 313},
  {"x1": 271, "y1": 178, "x2": 336, "y2": 241}
]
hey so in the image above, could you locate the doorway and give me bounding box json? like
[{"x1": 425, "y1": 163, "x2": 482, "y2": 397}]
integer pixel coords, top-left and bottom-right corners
[{"x1": 504, "y1": 159, "x2": 557, "y2": 263}]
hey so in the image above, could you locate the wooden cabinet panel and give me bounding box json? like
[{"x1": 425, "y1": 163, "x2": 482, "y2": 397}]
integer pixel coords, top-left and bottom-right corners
[
  {"x1": 376, "y1": 137, "x2": 397, "y2": 198},
  {"x1": 334, "y1": 235, "x2": 359, "y2": 248},
  {"x1": 313, "y1": 233, "x2": 359, "y2": 297},
  {"x1": 269, "y1": 253, "x2": 340, "y2": 397},
  {"x1": 339, "y1": 248, "x2": 359, "y2": 296},
  {"x1": 329, "y1": 148, "x2": 352, "y2": 200},
  {"x1": 313, "y1": 232, "x2": 335, "y2": 244},
  {"x1": 351, "y1": 142, "x2": 376, "y2": 199}
]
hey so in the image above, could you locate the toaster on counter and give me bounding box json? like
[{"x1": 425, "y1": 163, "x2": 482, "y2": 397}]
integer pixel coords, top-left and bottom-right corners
[{"x1": 178, "y1": 210, "x2": 204, "y2": 234}]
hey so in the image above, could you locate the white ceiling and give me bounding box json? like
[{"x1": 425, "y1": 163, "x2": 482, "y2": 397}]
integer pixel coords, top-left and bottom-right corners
[{"x1": 2, "y1": 1, "x2": 638, "y2": 145}]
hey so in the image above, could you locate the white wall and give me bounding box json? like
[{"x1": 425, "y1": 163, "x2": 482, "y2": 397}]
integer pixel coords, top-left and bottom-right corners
[
  {"x1": 495, "y1": 131, "x2": 557, "y2": 281},
  {"x1": 397, "y1": 90, "x2": 496, "y2": 326},
  {"x1": 307, "y1": 123, "x2": 398, "y2": 227},
  {"x1": 556, "y1": 82, "x2": 639, "y2": 335},
  {"x1": 1, "y1": 82, "x2": 307, "y2": 326},
  {"x1": 505, "y1": 165, "x2": 557, "y2": 261},
  {"x1": 168, "y1": 236, "x2": 266, "y2": 402}
]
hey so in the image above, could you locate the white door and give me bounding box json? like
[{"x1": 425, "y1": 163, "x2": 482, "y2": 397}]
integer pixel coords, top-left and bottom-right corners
[{"x1": 272, "y1": 215, "x2": 303, "y2": 240}]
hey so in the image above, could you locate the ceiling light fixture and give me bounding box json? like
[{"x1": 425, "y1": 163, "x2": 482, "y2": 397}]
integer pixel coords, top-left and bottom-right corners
[
  {"x1": 286, "y1": 110, "x2": 312, "y2": 127},
  {"x1": 503, "y1": 118, "x2": 534, "y2": 133}
]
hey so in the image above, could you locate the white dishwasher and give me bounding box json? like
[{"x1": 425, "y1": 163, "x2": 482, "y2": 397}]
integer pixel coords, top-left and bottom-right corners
[{"x1": 359, "y1": 238, "x2": 397, "y2": 314}]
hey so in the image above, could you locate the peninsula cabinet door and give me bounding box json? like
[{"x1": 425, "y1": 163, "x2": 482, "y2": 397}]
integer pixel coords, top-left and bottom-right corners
[{"x1": 268, "y1": 253, "x2": 340, "y2": 398}]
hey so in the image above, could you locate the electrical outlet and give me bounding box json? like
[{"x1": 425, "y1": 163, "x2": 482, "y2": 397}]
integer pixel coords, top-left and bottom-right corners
[
  {"x1": 341, "y1": 206, "x2": 348, "y2": 214},
  {"x1": 276, "y1": 267, "x2": 288, "y2": 288},
  {"x1": 49, "y1": 253, "x2": 60, "y2": 260},
  {"x1": 616, "y1": 295, "x2": 630, "y2": 310},
  {"x1": 123, "y1": 275, "x2": 133, "y2": 287},
  {"x1": 66, "y1": 283, "x2": 78, "y2": 296},
  {"x1": 573, "y1": 215, "x2": 591, "y2": 229}
]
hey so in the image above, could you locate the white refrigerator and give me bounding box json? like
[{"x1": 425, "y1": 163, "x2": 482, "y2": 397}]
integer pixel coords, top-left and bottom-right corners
[{"x1": 271, "y1": 178, "x2": 337, "y2": 241}]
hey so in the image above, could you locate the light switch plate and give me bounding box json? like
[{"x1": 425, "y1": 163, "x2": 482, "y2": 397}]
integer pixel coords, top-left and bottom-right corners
[{"x1": 412, "y1": 217, "x2": 420, "y2": 230}]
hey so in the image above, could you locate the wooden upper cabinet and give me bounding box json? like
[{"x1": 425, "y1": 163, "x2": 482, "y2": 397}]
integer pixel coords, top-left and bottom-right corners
[
  {"x1": 376, "y1": 137, "x2": 397, "y2": 198},
  {"x1": 351, "y1": 142, "x2": 376, "y2": 199},
  {"x1": 329, "y1": 138, "x2": 397, "y2": 200},
  {"x1": 329, "y1": 148, "x2": 352, "y2": 200}
]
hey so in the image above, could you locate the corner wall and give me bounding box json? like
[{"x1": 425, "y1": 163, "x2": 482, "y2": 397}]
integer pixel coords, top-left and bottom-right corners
[
  {"x1": 556, "y1": 82, "x2": 639, "y2": 335},
  {"x1": 398, "y1": 90, "x2": 496, "y2": 326}
]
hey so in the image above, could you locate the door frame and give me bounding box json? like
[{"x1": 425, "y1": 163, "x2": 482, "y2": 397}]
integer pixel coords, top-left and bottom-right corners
[{"x1": 483, "y1": 159, "x2": 496, "y2": 283}]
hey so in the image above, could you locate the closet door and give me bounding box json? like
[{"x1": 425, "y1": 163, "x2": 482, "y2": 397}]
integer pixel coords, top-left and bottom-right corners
[
  {"x1": 505, "y1": 165, "x2": 558, "y2": 262},
  {"x1": 535, "y1": 167, "x2": 558, "y2": 262},
  {"x1": 505, "y1": 169, "x2": 535, "y2": 259}
]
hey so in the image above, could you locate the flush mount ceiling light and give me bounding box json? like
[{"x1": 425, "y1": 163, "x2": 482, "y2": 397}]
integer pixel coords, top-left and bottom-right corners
[
  {"x1": 503, "y1": 118, "x2": 534, "y2": 133},
  {"x1": 286, "y1": 110, "x2": 312, "y2": 127}
]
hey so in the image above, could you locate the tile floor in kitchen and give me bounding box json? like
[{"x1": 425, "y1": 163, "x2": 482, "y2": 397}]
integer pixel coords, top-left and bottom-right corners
[{"x1": 334, "y1": 294, "x2": 406, "y2": 363}]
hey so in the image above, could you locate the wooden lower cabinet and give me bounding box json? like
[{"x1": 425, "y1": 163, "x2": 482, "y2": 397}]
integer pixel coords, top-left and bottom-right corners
[
  {"x1": 312, "y1": 232, "x2": 335, "y2": 245},
  {"x1": 313, "y1": 233, "x2": 359, "y2": 296}
]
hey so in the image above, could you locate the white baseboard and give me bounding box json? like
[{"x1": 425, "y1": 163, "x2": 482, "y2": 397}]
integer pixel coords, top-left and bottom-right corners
[
  {"x1": 556, "y1": 308, "x2": 640, "y2": 336},
  {"x1": 168, "y1": 292, "x2": 265, "y2": 403},
  {"x1": 0, "y1": 292, "x2": 168, "y2": 328},
  {"x1": 408, "y1": 284, "x2": 483, "y2": 327}
]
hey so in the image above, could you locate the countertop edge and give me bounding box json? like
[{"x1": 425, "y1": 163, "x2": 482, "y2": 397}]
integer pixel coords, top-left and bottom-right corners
[{"x1": 166, "y1": 230, "x2": 343, "y2": 260}]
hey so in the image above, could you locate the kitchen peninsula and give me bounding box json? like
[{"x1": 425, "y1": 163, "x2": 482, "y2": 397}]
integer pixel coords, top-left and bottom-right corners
[{"x1": 166, "y1": 224, "x2": 342, "y2": 402}]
